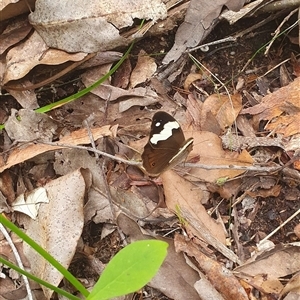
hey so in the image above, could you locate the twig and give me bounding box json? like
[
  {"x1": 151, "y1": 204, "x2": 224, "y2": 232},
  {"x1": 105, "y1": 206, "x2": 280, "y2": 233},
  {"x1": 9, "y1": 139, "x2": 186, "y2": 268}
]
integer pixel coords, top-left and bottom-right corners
[
  {"x1": 39, "y1": 141, "x2": 282, "y2": 173},
  {"x1": 184, "y1": 162, "x2": 281, "y2": 172},
  {"x1": 0, "y1": 223, "x2": 33, "y2": 300},
  {"x1": 39, "y1": 141, "x2": 142, "y2": 166},
  {"x1": 187, "y1": 36, "x2": 237, "y2": 52},
  {"x1": 264, "y1": 11, "x2": 299, "y2": 55}
]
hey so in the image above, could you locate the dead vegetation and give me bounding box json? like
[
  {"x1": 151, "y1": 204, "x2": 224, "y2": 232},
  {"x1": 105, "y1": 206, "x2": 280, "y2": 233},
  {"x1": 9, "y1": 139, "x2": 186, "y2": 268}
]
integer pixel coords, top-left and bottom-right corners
[{"x1": 0, "y1": 0, "x2": 300, "y2": 299}]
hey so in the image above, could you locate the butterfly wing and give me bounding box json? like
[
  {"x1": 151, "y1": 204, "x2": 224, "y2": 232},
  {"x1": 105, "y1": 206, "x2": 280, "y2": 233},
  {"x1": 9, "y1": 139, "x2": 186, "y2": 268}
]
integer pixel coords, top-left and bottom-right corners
[
  {"x1": 142, "y1": 142, "x2": 180, "y2": 177},
  {"x1": 141, "y1": 111, "x2": 194, "y2": 177}
]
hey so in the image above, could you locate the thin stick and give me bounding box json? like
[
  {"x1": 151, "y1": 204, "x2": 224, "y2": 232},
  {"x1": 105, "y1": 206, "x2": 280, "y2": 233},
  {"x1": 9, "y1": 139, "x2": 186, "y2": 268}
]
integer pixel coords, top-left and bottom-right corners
[
  {"x1": 264, "y1": 10, "x2": 299, "y2": 55},
  {"x1": 187, "y1": 36, "x2": 237, "y2": 52},
  {"x1": 39, "y1": 141, "x2": 281, "y2": 173}
]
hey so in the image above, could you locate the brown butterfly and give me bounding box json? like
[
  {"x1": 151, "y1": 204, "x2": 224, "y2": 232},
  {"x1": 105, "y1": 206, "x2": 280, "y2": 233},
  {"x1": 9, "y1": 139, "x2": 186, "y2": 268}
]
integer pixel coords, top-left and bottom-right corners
[{"x1": 141, "y1": 111, "x2": 193, "y2": 177}]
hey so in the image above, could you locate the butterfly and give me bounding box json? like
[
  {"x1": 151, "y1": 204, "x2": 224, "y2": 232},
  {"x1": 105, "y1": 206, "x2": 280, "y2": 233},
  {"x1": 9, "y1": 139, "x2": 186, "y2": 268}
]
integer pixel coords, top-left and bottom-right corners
[{"x1": 141, "y1": 111, "x2": 194, "y2": 177}]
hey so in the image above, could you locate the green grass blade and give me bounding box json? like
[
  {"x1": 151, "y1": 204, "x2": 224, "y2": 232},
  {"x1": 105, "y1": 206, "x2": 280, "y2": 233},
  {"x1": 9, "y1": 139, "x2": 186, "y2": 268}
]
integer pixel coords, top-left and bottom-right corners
[
  {"x1": 0, "y1": 215, "x2": 89, "y2": 297},
  {"x1": 0, "y1": 256, "x2": 81, "y2": 300},
  {"x1": 0, "y1": 42, "x2": 134, "y2": 130}
]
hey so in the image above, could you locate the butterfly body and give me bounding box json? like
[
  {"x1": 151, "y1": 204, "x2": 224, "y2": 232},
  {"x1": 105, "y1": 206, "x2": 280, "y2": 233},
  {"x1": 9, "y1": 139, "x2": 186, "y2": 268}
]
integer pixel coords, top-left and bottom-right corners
[{"x1": 141, "y1": 112, "x2": 193, "y2": 177}]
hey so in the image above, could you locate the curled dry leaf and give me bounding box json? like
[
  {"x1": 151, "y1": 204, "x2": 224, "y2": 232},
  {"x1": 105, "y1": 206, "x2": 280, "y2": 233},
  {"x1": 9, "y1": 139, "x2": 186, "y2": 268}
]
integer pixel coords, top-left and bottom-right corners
[
  {"x1": 201, "y1": 93, "x2": 243, "y2": 131},
  {"x1": 3, "y1": 31, "x2": 87, "y2": 84},
  {"x1": 12, "y1": 187, "x2": 49, "y2": 219},
  {"x1": 29, "y1": 0, "x2": 167, "y2": 52},
  {"x1": 241, "y1": 77, "x2": 300, "y2": 136},
  {"x1": 129, "y1": 50, "x2": 157, "y2": 88},
  {"x1": 184, "y1": 73, "x2": 203, "y2": 91}
]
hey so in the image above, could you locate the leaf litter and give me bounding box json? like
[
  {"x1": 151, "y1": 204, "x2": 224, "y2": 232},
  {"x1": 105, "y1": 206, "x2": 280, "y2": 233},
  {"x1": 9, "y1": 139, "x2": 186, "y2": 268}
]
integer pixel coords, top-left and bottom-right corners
[{"x1": 0, "y1": 1, "x2": 300, "y2": 300}]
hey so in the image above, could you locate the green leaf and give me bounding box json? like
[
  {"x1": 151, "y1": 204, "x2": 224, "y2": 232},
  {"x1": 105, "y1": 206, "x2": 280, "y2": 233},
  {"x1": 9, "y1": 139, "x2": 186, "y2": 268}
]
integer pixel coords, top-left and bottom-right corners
[{"x1": 87, "y1": 240, "x2": 168, "y2": 300}]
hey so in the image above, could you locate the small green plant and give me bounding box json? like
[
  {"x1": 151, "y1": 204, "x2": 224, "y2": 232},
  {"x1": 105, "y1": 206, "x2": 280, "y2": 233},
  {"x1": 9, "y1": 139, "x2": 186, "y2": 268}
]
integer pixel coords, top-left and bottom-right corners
[{"x1": 0, "y1": 215, "x2": 168, "y2": 299}]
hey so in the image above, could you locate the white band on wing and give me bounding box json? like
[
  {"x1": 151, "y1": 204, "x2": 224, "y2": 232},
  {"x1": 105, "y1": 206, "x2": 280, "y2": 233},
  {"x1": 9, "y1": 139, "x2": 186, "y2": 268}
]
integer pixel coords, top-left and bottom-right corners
[{"x1": 150, "y1": 121, "x2": 180, "y2": 144}]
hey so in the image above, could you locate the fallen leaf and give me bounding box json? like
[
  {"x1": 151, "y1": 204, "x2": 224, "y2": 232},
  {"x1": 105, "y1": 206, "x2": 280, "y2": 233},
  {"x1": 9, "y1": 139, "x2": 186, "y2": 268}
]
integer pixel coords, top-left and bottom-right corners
[
  {"x1": 184, "y1": 73, "x2": 203, "y2": 91},
  {"x1": 187, "y1": 131, "x2": 253, "y2": 183},
  {"x1": 241, "y1": 77, "x2": 300, "y2": 134},
  {"x1": 117, "y1": 213, "x2": 200, "y2": 300},
  {"x1": 5, "y1": 109, "x2": 58, "y2": 142},
  {"x1": 29, "y1": 0, "x2": 167, "y2": 52},
  {"x1": 266, "y1": 113, "x2": 300, "y2": 136},
  {"x1": 23, "y1": 169, "x2": 86, "y2": 299},
  {"x1": 130, "y1": 50, "x2": 157, "y2": 88},
  {"x1": 3, "y1": 31, "x2": 87, "y2": 84},
  {"x1": 0, "y1": 18, "x2": 32, "y2": 55},
  {"x1": 0, "y1": 125, "x2": 113, "y2": 173},
  {"x1": 161, "y1": 170, "x2": 226, "y2": 244},
  {"x1": 0, "y1": 0, "x2": 35, "y2": 21},
  {"x1": 235, "y1": 244, "x2": 300, "y2": 278},
  {"x1": 163, "y1": 0, "x2": 246, "y2": 63},
  {"x1": 175, "y1": 234, "x2": 248, "y2": 300},
  {"x1": 201, "y1": 93, "x2": 243, "y2": 131},
  {"x1": 280, "y1": 272, "x2": 300, "y2": 297},
  {"x1": 6, "y1": 81, "x2": 39, "y2": 109}
]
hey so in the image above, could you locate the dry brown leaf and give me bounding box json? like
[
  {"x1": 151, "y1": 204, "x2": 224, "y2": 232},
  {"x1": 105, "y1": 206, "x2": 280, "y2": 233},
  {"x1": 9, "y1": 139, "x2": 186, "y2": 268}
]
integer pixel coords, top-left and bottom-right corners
[
  {"x1": 280, "y1": 272, "x2": 300, "y2": 297},
  {"x1": 29, "y1": 0, "x2": 167, "y2": 52},
  {"x1": 81, "y1": 69, "x2": 159, "y2": 113},
  {"x1": 201, "y1": 93, "x2": 243, "y2": 131},
  {"x1": 241, "y1": 274, "x2": 283, "y2": 295},
  {"x1": 110, "y1": 186, "x2": 151, "y2": 219},
  {"x1": 3, "y1": 31, "x2": 87, "y2": 84},
  {"x1": 187, "y1": 131, "x2": 253, "y2": 182},
  {"x1": 130, "y1": 50, "x2": 157, "y2": 88},
  {"x1": 235, "y1": 244, "x2": 300, "y2": 278},
  {"x1": 161, "y1": 170, "x2": 226, "y2": 244},
  {"x1": 6, "y1": 81, "x2": 39, "y2": 109},
  {"x1": 266, "y1": 113, "x2": 300, "y2": 137},
  {"x1": 183, "y1": 73, "x2": 203, "y2": 91},
  {"x1": 0, "y1": 0, "x2": 35, "y2": 21},
  {"x1": 163, "y1": 0, "x2": 246, "y2": 63},
  {"x1": 53, "y1": 148, "x2": 109, "y2": 197},
  {"x1": 0, "y1": 125, "x2": 113, "y2": 173},
  {"x1": 23, "y1": 169, "x2": 86, "y2": 299},
  {"x1": 247, "y1": 184, "x2": 281, "y2": 198},
  {"x1": 175, "y1": 234, "x2": 248, "y2": 300},
  {"x1": 241, "y1": 77, "x2": 300, "y2": 133},
  {"x1": 0, "y1": 18, "x2": 32, "y2": 55}
]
